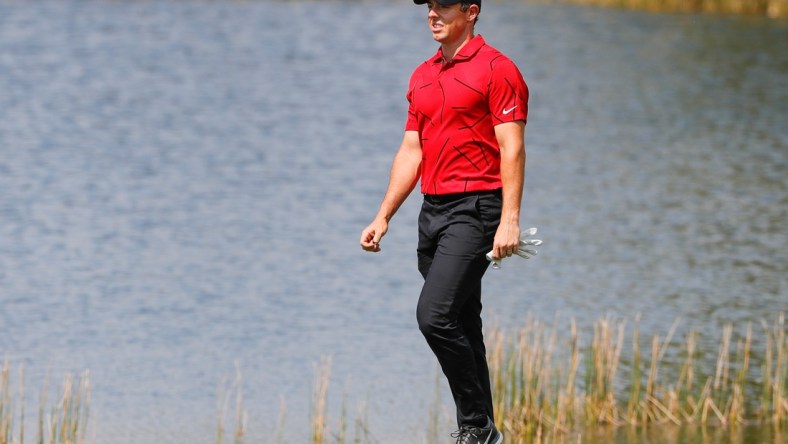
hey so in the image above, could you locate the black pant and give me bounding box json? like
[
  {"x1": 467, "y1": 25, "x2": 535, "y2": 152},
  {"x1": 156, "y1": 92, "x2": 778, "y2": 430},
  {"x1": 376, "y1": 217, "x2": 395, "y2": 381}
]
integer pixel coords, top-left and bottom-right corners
[{"x1": 416, "y1": 190, "x2": 501, "y2": 428}]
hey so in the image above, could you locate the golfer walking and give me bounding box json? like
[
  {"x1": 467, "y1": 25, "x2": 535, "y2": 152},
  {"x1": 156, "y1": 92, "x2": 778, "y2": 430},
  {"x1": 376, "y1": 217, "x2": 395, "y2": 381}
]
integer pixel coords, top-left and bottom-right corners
[{"x1": 360, "y1": 1, "x2": 528, "y2": 442}]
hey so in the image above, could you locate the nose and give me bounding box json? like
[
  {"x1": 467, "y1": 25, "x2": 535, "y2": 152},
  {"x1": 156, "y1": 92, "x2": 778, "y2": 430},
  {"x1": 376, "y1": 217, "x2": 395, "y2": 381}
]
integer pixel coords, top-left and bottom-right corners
[{"x1": 427, "y1": 8, "x2": 438, "y2": 19}]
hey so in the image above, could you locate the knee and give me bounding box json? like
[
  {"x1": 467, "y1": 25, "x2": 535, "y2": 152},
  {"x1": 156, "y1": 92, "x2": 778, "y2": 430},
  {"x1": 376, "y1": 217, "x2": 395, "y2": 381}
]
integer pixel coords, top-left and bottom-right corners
[{"x1": 417, "y1": 309, "x2": 449, "y2": 339}]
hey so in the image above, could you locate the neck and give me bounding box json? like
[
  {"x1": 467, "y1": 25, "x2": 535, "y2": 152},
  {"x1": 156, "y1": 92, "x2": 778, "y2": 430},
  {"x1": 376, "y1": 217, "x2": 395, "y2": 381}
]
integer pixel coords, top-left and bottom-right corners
[{"x1": 441, "y1": 31, "x2": 474, "y2": 63}]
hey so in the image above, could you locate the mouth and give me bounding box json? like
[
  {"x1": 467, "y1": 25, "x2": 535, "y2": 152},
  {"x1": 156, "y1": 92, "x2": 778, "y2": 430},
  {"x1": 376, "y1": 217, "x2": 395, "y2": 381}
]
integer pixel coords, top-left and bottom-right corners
[{"x1": 430, "y1": 23, "x2": 444, "y2": 33}]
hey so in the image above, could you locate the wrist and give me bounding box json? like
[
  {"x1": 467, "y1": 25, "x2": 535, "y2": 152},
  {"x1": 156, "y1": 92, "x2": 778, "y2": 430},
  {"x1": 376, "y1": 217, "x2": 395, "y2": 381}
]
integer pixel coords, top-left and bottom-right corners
[
  {"x1": 500, "y1": 213, "x2": 520, "y2": 225},
  {"x1": 376, "y1": 210, "x2": 392, "y2": 224}
]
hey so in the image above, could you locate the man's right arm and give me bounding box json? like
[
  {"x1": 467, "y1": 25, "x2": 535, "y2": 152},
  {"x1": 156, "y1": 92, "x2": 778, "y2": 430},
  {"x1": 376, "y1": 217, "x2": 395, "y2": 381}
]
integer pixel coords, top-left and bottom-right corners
[{"x1": 359, "y1": 130, "x2": 422, "y2": 252}]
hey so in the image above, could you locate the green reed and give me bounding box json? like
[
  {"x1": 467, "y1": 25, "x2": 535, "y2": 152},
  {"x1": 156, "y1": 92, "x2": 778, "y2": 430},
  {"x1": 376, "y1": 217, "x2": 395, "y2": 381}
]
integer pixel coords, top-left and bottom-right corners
[{"x1": 486, "y1": 314, "x2": 788, "y2": 442}]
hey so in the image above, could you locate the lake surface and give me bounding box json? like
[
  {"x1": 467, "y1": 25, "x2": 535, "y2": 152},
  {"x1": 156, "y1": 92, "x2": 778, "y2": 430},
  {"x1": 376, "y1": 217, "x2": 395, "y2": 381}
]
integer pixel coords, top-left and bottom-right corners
[{"x1": 0, "y1": 1, "x2": 785, "y2": 442}]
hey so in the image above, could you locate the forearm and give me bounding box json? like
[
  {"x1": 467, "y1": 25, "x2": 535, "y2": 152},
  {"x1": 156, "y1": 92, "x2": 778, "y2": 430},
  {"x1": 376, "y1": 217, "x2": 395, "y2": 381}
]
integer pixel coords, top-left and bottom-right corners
[
  {"x1": 498, "y1": 123, "x2": 526, "y2": 224},
  {"x1": 499, "y1": 142, "x2": 524, "y2": 225},
  {"x1": 489, "y1": 121, "x2": 525, "y2": 259}
]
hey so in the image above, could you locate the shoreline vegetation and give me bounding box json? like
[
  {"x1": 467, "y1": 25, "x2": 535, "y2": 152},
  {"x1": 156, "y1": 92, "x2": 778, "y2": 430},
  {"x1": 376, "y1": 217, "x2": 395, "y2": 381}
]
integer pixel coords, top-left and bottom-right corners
[
  {"x1": 1, "y1": 364, "x2": 91, "y2": 444},
  {"x1": 486, "y1": 314, "x2": 787, "y2": 442},
  {"x1": 2, "y1": 314, "x2": 786, "y2": 444},
  {"x1": 533, "y1": 0, "x2": 788, "y2": 18}
]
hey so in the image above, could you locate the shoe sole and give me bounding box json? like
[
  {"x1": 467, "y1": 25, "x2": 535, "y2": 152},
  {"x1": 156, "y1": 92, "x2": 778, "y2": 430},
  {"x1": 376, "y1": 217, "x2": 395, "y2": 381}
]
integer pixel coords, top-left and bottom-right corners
[{"x1": 492, "y1": 432, "x2": 503, "y2": 444}]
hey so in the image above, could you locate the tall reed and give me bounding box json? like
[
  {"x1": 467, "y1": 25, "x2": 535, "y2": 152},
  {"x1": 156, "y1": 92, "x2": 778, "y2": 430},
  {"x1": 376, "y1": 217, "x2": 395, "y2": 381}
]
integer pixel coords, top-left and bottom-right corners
[
  {"x1": 487, "y1": 314, "x2": 788, "y2": 442},
  {"x1": 308, "y1": 356, "x2": 374, "y2": 444},
  {"x1": 0, "y1": 360, "x2": 90, "y2": 444},
  {"x1": 216, "y1": 364, "x2": 247, "y2": 444},
  {"x1": 310, "y1": 356, "x2": 332, "y2": 444}
]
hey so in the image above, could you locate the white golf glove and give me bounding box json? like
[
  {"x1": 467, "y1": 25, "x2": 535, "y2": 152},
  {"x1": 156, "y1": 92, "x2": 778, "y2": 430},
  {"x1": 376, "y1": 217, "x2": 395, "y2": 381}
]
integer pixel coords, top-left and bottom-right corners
[{"x1": 486, "y1": 227, "x2": 543, "y2": 269}]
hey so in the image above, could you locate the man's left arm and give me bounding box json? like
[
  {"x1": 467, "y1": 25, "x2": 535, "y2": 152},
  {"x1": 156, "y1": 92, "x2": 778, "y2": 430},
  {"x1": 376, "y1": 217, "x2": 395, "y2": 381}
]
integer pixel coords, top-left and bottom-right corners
[{"x1": 491, "y1": 120, "x2": 526, "y2": 260}]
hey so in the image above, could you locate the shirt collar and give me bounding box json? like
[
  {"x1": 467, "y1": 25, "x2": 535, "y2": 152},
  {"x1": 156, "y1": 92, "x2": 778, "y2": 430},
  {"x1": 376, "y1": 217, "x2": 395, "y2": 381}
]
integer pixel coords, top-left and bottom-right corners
[{"x1": 430, "y1": 34, "x2": 486, "y2": 65}]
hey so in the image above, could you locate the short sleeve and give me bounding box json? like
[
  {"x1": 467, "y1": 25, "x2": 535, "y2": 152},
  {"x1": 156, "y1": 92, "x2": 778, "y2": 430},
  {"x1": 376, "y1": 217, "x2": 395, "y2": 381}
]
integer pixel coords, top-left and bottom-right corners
[
  {"x1": 488, "y1": 58, "x2": 529, "y2": 125},
  {"x1": 404, "y1": 67, "x2": 420, "y2": 131},
  {"x1": 405, "y1": 86, "x2": 418, "y2": 131}
]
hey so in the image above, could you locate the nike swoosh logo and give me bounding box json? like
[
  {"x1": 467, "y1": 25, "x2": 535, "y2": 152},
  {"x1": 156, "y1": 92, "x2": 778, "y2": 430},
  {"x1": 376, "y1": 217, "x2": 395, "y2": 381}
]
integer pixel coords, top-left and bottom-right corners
[{"x1": 502, "y1": 105, "x2": 517, "y2": 115}]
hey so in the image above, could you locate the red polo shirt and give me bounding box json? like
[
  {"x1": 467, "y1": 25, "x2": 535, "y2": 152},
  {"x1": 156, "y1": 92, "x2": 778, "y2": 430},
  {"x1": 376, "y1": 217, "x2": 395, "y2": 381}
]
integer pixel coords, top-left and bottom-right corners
[{"x1": 405, "y1": 35, "x2": 528, "y2": 195}]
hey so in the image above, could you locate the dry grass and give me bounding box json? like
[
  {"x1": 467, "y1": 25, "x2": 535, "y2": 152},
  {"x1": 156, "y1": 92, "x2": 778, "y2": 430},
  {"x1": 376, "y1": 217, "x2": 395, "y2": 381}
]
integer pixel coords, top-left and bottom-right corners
[
  {"x1": 1, "y1": 360, "x2": 90, "y2": 444},
  {"x1": 308, "y1": 356, "x2": 374, "y2": 444},
  {"x1": 4, "y1": 313, "x2": 784, "y2": 444},
  {"x1": 310, "y1": 356, "x2": 332, "y2": 444},
  {"x1": 537, "y1": 0, "x2": 788, "y2": 18},
  {"x1": 216, "y1": 363, "x2": 248, "y2": 444},
  {"x1": 487, "y1": 314, "x2": 788, "y2": 442},
  {"x1": 2, "y1": 356, "x2": 372, "y2": 444}
]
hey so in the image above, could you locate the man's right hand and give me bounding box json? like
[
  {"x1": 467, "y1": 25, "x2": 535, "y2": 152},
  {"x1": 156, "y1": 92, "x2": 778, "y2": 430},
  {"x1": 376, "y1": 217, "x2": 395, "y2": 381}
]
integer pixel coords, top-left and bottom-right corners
[{"x1": 360, "y1": 218, "x2": 388, "y2": 252}]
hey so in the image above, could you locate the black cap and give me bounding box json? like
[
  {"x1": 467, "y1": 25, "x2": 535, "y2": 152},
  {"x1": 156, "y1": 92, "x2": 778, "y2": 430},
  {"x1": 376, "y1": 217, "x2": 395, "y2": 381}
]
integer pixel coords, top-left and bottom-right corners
[{"x1": 413, "y1": 0, "x2": 481, "y2": 9}]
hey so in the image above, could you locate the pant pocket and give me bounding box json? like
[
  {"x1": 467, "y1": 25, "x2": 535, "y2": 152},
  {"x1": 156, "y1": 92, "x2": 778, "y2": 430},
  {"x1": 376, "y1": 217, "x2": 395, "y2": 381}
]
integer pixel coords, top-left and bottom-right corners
[{"x1": 474, "y1": 194, "x2": 502, "y2": 235}]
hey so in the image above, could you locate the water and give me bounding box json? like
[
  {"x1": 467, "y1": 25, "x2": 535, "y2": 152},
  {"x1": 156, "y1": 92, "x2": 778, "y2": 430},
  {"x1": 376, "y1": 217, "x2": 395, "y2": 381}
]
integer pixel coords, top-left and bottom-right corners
[{"x1": 0, "y1": 1, "x2": 785, "y2": 442}]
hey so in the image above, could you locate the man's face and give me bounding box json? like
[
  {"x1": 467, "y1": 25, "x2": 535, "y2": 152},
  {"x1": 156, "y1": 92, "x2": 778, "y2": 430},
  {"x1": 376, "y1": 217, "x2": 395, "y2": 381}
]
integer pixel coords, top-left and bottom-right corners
[{"x1": 426, "y1": 1, "x2": 475, "y2": 44}]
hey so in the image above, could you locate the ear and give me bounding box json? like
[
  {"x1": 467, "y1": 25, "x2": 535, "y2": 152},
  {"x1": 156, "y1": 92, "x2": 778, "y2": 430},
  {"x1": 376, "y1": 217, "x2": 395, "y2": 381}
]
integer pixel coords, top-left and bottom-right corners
[{"x1": 467, "y1": 4, "x2": 479, "y2": 22}]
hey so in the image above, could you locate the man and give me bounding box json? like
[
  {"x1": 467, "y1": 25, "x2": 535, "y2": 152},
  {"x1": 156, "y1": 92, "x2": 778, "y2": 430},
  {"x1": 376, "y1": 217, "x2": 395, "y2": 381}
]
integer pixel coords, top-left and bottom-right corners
[{"x1": 359, "y1": 0, "x2": 527, "y2": 442}]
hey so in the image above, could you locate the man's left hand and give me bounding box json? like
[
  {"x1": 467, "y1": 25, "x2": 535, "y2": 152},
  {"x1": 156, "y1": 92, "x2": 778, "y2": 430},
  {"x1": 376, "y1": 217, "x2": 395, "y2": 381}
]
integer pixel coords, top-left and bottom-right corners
[{"x1": 491, "y1": 221, "x2": 520, "y2": 260}]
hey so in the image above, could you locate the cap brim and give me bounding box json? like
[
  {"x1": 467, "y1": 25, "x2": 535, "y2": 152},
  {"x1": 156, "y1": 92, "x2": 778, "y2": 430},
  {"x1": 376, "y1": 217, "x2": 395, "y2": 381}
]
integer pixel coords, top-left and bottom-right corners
[{"x1": 413, "y1": 0, "x2": 460, "y2": 5}]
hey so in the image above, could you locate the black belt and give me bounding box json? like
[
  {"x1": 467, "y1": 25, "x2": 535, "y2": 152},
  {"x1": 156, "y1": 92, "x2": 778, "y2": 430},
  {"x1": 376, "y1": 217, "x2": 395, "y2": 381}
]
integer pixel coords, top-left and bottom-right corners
[{"x1": 423, "y1": 188, "x2": 501, "y2": 205}]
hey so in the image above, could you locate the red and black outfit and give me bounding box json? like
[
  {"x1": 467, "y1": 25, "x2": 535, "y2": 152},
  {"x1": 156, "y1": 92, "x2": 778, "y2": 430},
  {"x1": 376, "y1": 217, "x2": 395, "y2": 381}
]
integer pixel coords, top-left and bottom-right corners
[{"x1": 406, "y1": 35, "x2": 528, "y2": 428}]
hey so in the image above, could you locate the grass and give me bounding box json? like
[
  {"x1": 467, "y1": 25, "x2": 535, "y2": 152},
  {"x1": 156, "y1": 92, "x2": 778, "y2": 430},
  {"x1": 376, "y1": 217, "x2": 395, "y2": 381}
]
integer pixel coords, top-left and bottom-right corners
[
  {"x1": 310, "y1": 356, "x2": 331, "y2": 444},
  {"x1": 2, "y1": 314, "x2": 785, "y2": 443},
  {"x1": 216, "y1": 356, "x2": 374, "y2": 444},
  {"x1": 216, "y1": 363, "x2": 247, "y2": 444},
  {"x1": 536, "y1": 0, "x2": 788, "y2": 18},
  {"x1": 306, "y1": 356, "x2": 375, "y2": 444},
  {"x1": 486, "y1": 313, "x2": 788, "y2": 442},
  {"x1": 0, "y1": 361, "x2": 91, "y2": 444}
]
